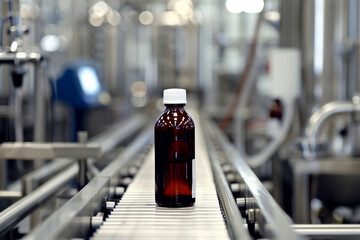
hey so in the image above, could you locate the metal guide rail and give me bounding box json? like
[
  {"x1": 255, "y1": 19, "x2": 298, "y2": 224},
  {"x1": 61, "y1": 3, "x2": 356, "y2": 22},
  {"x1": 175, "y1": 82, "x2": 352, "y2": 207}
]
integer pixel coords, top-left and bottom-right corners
[
  {"x1": 0, "y1": 114, "x2": 147, "y2": 237},
  {"x1": 23, "y1": 126, "x2": 154, "y2": 240},
  {"x1": 203, "y1": 117, "x2": 305, "y2": 240},
  {"x1": 91, "y1": 111, "x2": 233, "y2": 239}
]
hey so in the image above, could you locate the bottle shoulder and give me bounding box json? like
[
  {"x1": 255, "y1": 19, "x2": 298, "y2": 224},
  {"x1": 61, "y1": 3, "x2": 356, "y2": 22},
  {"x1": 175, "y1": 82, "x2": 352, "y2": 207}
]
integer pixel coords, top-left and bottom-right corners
[{"x1": 155, "y1": 107, "x2": 194, "y2": 129}]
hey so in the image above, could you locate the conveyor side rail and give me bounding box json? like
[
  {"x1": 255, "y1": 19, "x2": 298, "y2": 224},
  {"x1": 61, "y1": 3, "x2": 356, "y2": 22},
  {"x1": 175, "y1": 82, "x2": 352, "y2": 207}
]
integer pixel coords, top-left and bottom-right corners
[{"x1": 203, "y1": 117, "x2": 305, "y2": 240}]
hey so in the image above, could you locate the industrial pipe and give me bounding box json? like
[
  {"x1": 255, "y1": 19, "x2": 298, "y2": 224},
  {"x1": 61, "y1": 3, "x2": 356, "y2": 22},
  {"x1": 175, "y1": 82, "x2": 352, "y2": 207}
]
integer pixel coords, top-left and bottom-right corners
[{"x1": 303, "y1": 96, "x2": 360, "y2": 159}]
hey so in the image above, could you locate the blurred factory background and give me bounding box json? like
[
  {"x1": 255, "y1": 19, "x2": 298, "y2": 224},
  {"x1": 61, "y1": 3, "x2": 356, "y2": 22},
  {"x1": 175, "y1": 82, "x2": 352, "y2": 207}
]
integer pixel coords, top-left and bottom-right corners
[{"x1": 0, "y1": 0, "x2": 360, "y2": 239}]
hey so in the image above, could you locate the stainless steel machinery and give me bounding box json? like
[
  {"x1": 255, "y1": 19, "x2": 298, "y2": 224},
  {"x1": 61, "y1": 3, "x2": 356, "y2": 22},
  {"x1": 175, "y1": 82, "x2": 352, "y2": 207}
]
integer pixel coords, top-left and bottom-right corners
[
  {"x1": 6, "y1": 110, "x2": 356, "y2": 240},
  {"x1": 278, "y1": 0, "x2": 360, "y2": 225}
]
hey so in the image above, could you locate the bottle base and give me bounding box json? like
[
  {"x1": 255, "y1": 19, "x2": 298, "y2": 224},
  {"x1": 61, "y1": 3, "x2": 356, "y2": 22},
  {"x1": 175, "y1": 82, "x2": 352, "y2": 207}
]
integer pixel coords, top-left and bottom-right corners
[{"x1": 156, "y1": 195, "x2": 195, "y2": 208}]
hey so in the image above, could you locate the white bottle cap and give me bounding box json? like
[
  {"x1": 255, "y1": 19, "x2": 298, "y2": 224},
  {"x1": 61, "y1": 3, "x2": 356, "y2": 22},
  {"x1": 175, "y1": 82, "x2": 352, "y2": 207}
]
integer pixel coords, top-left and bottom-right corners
[{"x1": 163, "y1": 88, "x2": 187, "y2": 104}]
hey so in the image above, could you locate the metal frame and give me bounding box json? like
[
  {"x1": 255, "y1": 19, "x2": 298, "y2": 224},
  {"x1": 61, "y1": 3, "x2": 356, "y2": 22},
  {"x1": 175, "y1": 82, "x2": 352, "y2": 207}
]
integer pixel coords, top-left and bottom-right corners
[
  {"x1": 290, "y1": 158, "x2": 360, "y2": 223},
  {"x1": 0, "y1": 165, "x2": 78, "y2": 235},
  {"x1": 20, "y1": 159, "x2": 73, "y2": 194},
  {"x1": 293, "y1": 224, "x2": 360, "y2": 239},
  {"x1": 0, "y1": 114, "x2": 147, "y2": 236},
  {"x1": 0, "y1": 142, "x2": 102, "y2": 160},
  {"x1": 0, "y1": 52, "x2": 44, "y2": 188},
  {"x1": 0, "y1": 191, "x2": 22, "y2": 200},
  {"x1": 0, "y1": 133, "x2": 102, "y2": 191},
  {"x1": 25, "y1": 176, "x2": 109, "y2": 240},
  {"x1": 23, "y1": 126, "x2": 154, "y2": 240},
  {"x1": 0, "y1": 52, "x2": 42, "y2": 64},
  {"x1": 205, "y1": 116, "x2": 360, "y2": 239}
]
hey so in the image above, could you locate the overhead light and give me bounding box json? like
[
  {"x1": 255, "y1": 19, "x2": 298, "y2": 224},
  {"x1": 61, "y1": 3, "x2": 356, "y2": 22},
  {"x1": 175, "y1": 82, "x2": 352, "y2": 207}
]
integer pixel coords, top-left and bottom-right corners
[
  {"x1": 89, "y1": 15, "x2": 104, "y2": 27},
  {"x1": 139, "y1": 11, "x2": 154, "y2": 25},
  {"x1": 40, "y1": 35, "x2": 60, "y2": 52},
  {"x1": 130, "y1": 81, "x2": 148, "y2": 108},
  {"x1": 158, "y1": 11, "x2": 183, "y2": 26},
  {"x1": 107, "y1": 10, "x2": 121, "y2": 26},
  {"x1": 225, "y1": 0, "x2": 242, "y2": 13},
  {"x1": 265, "y1": 11, "x2": 280, "y2": 22},
  {"x1": 168, "y1": 0, "x2": 193, "y2": 19},
  {"x1": 89, "y1": 1, "x2": 109, "y2": 18}
]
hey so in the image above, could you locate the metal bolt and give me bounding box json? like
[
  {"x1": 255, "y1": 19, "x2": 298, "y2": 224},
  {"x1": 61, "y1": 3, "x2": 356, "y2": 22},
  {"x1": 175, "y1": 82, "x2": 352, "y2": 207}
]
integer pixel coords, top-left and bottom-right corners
[
  {"x1": 78, "y1": 131, "x2": 88, "y2": 144},
  {"x1": 246, "y1": 197, "x2": 256, "y2": 208},
  {"x1": 255, "y1": 208, "x2": 261, "y2": 223},
  {"x1": 106, "y1": 201, "x2": 116, "y2": 210},
  {"x1": 353, "y1": 94, "x2": 360, "y2": 105},
  {"x1": 128, "y1": 166, "x2": 138, "y2": 176},
  {"x1": 236, "y1": 198, "x2": 246, "y2": 208},
  {"x1": 121, "y1": 177, "x2": 132, "y2": 186},
  {"x1": 247, "y1": 209, "x2": 256, "y2": 223},
  {"x1": 231, "y1": 183, "x2": 247, "y2": 195},
  {"x1": 115, "y1": 186, "x2": 125, "y2": 196},
  {"x1": 254, "y1": 223, "x2": 260, "y2": 234},
  {"x1": 226, "y1": 173, "x2": 236, "y2": 182},
  {"x1": 231, "y1": 183, "x2": 241, "y2": 192},
  {"x1": 91, "y1": 212, "x2": 104, "y2": 229},
  {"x1": 222, "y1": 164, "x2": 233, "y2": 173}
]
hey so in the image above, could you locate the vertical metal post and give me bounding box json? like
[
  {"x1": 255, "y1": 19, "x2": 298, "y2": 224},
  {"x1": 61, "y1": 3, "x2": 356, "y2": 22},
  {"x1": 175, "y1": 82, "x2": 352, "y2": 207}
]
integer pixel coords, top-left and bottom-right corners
[
  {"x1": 0, "y1": 1, "x2": 10, "y2": 190},
  {"x1": 77, "y1": 131, "x2": 88, "y2": 190},
  {"x1": 14, "y1": 88, "x2": 23, "y2": 142},
  {"x1": 279, "y1": 0, "x2": 301, "y2": 48},
  {"x1": 356, "y1": 0, "x2": 360, "y2": 93},
  {"x1": 22, "y1": 169, "x2": 37, "y2": 231},
  {"x1": 0, "y1": 161, "x2": 6, "y2": 189},
  {"x1": 272, "y1": 157, "x2": 283, "y2": 207},
  {"x1": 24, "y1": 60, "x2": 46, "y2": 230},
  {"x1": 34, "y1": 62, "x2": 44, "y2": 144},
  {"x1": 293, "y1": 170, "x2": 310, "y2": 223}
]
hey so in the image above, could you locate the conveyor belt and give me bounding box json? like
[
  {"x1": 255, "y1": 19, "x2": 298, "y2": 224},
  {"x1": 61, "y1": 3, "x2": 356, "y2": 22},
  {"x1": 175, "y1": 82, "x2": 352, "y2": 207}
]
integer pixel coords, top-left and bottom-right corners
[
  {"x1": 91, "y1": 116, "x2": 230, "y2": 240},
  {"x1": 22, "y1": 111, "x2": 252, "y2": 239}
]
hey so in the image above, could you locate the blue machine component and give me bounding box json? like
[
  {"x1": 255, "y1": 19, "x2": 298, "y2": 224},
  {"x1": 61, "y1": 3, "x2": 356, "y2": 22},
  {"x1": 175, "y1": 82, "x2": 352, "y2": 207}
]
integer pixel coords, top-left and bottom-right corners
[{"x1": 56, "y1": 62, "x2": 107, "y2": 109}]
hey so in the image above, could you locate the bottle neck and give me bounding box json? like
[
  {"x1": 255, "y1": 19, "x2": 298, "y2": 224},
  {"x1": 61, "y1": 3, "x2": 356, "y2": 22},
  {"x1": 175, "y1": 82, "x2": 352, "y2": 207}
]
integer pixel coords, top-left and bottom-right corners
[{"x1": 164, "y1": 104, "x2": 185, "y2": 109}]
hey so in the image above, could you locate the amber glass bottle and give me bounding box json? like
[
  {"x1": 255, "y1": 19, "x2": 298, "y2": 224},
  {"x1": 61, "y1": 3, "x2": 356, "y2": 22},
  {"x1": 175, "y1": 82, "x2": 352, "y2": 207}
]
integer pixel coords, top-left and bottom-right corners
[{"x1": 155, "y1": 89, "x2": 195, "y2": 207}]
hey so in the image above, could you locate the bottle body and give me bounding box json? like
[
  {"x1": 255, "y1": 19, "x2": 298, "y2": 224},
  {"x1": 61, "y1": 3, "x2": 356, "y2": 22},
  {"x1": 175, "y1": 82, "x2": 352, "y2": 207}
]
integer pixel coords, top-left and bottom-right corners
[{"x1": 155, "y1": 104, "x2": 195, "y2": 207}]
